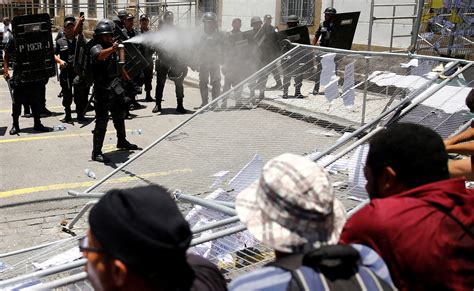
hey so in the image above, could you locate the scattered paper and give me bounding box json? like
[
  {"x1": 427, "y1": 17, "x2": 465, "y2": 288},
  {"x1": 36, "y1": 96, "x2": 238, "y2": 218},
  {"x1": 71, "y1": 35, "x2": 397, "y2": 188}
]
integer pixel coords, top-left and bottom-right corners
[
  {"x1": 31, "y1": 247, "x2": 82, "y2": 270},
  {"x1": 400, "y1": 59, "x2": 418, "y2": 68},
  {"x1": 210, "y1": 170, "x2": 229, "y2": 189},
  {"x1": 228, "y1": 154, "x2": 263, "y2": 195},
  {"x1": 342, "y1": 62, "x2": 355, "y2": 107},
  {"x1": 348, "y1": 145, "x2": 370, "y2": 199},
  {"x1": 319, "y1": 53, "x2": 337, "y2": 90},
  {"x1": 324, "y1": 78, "x2": 339, "y2": 103}
]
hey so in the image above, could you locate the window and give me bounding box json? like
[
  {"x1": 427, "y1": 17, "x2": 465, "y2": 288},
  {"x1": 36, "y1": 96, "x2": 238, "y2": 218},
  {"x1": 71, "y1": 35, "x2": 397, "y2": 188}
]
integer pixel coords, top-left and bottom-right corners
[
  {"x1": 281, "y1": 0, "x2": 315, "y2": 25},
  {"x1": 146, "y1": 0, "x2": 159, "y2": 16},
  {"x1": 72, "y1": 0, "x2": 79, "y2": 14},
  {"x1": 88, "y1": 0, "x2": 96, "y2": 18},
  {"x1": 199, "y1": 0, "x2": 217, "y2": 14},
  {"x1": 107, "y1": 0, "x2": 116, "y2": 17}
]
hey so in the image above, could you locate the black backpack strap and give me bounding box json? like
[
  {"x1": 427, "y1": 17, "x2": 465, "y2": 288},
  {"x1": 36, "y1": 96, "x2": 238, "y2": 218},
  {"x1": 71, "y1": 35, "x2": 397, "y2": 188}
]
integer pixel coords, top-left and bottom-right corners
[
  {"x1": 427, "y1": 201, "x2": 474, "y2": 239},
  {"x1": 304, "y1": 245, "x2": 394, "y2": 291}
]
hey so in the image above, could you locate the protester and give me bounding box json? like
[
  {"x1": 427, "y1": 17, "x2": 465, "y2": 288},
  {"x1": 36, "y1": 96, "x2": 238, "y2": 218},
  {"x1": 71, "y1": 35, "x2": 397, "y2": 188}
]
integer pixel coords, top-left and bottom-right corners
[
  {"x1": 229, "y1": 153, "x2": 395, "y2": 290},
  {"x1": 340, "y1": 123, "x2": 474, "y2": 290},
  {"x1": 444, "y1": 89, "x2": 474, "y2": 179},
  {"x1": 82, "y1": 185, "x2": 227, "y2": 290}
]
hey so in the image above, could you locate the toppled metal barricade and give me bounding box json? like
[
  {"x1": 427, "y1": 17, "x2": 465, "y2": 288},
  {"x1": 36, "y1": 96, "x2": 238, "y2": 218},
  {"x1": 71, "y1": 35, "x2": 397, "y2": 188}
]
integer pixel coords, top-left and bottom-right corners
[{"x1": 1, "y1": 45, "x2": 472, "y2": 289}]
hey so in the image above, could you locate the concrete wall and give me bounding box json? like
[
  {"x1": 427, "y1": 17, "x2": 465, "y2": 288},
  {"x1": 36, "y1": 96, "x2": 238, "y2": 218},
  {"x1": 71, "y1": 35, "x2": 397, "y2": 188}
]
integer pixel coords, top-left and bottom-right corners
[
  {"x1": 321, "y1": 0, "x2": 415, "y2": 50},
  {"x1": 221, "y1": 0, "x2": 277, "y2": 32}
]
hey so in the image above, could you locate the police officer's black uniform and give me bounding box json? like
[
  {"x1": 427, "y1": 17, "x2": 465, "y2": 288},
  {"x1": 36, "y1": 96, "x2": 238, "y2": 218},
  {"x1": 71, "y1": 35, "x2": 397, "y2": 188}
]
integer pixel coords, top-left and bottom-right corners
[
  {"x1": 281, "y1": 15, "x2": 311, "y2": 99},
  {"x1": 3, "y1": 39, "x2": 50, "y2": 134},
  {"x1": 139, "y1": 14, "x2": 154, "y2": 102},
  {"x1": 261, "y1": 15, "x2": 282, "y2": 90},
  {"x1": 312, "y1": 7, "x2": 337, "y2": 95},
  {"x1": 55, "y1": 19, "x2": 87, "y2": 122},
  {"x1": 153, "y1": 11, "x2": 187, "y2": 114},
  {"x1": 120, "y1": 13, "x2": 146, "y2": 112},
  {"x1": 89, "y1": 19, "x2": 138, "y2": 163},
  {"x1": 196, "y1": 12, "x2": 224, "y2": 108}
]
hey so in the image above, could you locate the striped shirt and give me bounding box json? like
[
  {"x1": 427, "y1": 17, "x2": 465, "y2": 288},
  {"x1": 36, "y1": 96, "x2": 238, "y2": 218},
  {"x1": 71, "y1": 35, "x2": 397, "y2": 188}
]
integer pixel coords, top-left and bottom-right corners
[{"x1": 228, "y1": 244, "x2": 394, "y2": 291}]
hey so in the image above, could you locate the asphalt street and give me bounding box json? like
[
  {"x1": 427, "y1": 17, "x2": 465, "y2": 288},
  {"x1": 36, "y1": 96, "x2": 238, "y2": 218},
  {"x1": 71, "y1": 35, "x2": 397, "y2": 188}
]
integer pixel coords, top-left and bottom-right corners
[{"x1": 0, "y1": 74, "x2": 348, "y2": 253}]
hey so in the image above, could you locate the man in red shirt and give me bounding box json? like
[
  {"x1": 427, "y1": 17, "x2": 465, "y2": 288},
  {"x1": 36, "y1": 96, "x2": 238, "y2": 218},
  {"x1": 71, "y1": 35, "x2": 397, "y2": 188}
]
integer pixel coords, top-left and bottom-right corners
[{"x1": 340, "y1": 123, "x2": 474, "y2": 290}]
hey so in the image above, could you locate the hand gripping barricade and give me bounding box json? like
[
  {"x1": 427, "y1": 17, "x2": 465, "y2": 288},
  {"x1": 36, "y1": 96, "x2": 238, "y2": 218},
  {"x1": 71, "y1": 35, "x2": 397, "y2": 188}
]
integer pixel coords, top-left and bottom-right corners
[
  {"x1": 0, "y1": 42, "x2": 473, "y2": 288},
  {"x1": 11, "y1": 14, "x2": 56, "y2": 82}
]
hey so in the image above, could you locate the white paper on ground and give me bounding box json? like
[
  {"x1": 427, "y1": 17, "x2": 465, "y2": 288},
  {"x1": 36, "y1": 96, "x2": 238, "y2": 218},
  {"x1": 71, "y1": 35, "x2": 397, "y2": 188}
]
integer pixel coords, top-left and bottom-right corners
[
  {"x1": 210, "y1": 170, "x2": 230, "y2": 189},
  {"x1": 32, "y1": 247, "x2": 82, "y2": 270},
  {"x1": 324, "y1": 78, "x2": 339, "y2": 103},
  {"x1": 342, "y1": 62, "x2": 355, "y2": 107},
  {"x1": 228, "y1": 154, "x2": 263, "y2": 195},
  {"x1": 400, "y1": 58, "x2": 418, "y2": 68}
]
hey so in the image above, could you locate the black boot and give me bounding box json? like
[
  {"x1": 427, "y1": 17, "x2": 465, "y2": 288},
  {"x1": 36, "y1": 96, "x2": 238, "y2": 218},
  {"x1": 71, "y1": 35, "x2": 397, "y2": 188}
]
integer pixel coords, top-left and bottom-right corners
[
  {"x1": 91, "y1": 152, "x2": 110, "y2": 163},
  {"x1": 116, "y1": 140, "x2": 139, "y2": 150},
  {"x1": 33, "y1": 117, "x2": 51, "y2": 132},
  {"x1": 9, "y1": 123, "x2": 20, "y2": 135},
  {"x1": 176, "y1": 99, "x2": 187, "y2": 114},
  {"x1": 145, "y1": 92, "x2": 155, "y2": 102},
  {"x1": 92, "y1": 129, "x2": 110, "y2": 163},
  {"x1": 282, "y1": 88, "x2": 289, "y2": 99},
  {"x1": 115, "y1": 120, "x2": 139, "y2": 150},
  {"x1": 295, "y1": 88, "x2": 304, "y2": 99},
  {"x1": 61, "y1": 107, "x2": 73, "y2": 123},
  {"x1": 152, "y1": 102, "x2": 162, "y2": 113},
  {"x1": 33, "y1": 123, "x2": 51, "y2": 132}
]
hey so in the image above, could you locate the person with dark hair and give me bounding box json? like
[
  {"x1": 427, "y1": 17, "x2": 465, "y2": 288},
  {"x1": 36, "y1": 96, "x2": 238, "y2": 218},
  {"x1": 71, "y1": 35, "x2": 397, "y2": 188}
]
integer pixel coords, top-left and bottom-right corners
[
  {"x1": 340, "y1": 123, "x2": 474, "y2": 291},
  {"x1": 55, "y1": 15, "x2": 88, "y2": 122},
  {"x1": 444, "y1": 89, "x2": 474, "y2": 179},
  {"x1": 82, "y1": 185, "x2": 227, "y2": 290},
  {"x1": 229, "y1": 153, "x2": 395, "y2": 290}
]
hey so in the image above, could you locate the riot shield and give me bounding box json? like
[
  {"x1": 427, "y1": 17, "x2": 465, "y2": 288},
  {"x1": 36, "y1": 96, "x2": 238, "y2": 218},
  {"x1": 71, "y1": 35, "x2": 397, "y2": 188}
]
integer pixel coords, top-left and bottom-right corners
[
  {"x1": 277, "y1": 25, "x2": 310, "y2": 46},
  {"x1": 327, "y1": 12, "x2": 360, "y2": 50},
  {"x1": 277, "y1": 26, "x2": 312, "y2": 77},
  {"x1": 74, "y1": 35, "x2": 94, "y2": 86},
  {"x1": 12, "y1": 13, "x2": 56, "y2": 82},
  {"x1": 123, "y1": 42, "x2": 150, "y2": 79}
]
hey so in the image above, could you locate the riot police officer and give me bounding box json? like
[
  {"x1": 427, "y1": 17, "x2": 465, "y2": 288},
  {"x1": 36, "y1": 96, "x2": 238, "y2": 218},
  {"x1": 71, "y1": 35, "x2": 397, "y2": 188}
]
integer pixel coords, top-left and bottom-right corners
[
  {"x1": 281, "y1": 15, "x2": 311, "y2": 99},
  {"x1": 152, "y1": 11, "x2": 187, "y2": 114},
  {"x1": 112, "y1": 9, "x2": 127, "y2": 39},
  {"x1": 89, "y1": 19, "x2": 139, "y2": 163},
  {"x1": 262, "y1": 14, "x2": 282, "y2": 90},
  {"x1": 3, "y1": 19, "x2": 51, "y2": 134},
  {"x1": 312, "y1": 7, "x2": 337, "y2": 95},
  {"x1": 55, "y1": 15, "x2": 87, "y2": 122},
  {"x1": 196, "y1": 12, "x2": 224, "y2": 108},
  {"x1": 139, "y1": 14, "x2": 154, "y2": 102},
  {"x1": 221, "y1": 18, "x2": 243, "y2": 108},
  {"x1": 121, "y1": 13, "x2": 146, "y2": 112},
  {"x1": 247, "y1": 16, "x2": 266, "y2": 100}
]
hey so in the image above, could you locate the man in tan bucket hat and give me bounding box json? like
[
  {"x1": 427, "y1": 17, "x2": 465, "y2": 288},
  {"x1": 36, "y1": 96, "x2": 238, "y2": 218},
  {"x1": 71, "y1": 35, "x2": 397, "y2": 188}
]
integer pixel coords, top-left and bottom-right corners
[{"x1": 229, "y1": 153, "x2": 394, "y2": 290}]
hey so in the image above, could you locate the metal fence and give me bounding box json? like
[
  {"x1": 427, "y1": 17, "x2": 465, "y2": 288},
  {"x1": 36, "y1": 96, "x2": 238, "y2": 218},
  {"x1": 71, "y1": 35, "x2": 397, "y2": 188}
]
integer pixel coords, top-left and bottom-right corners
[{"x1": 0, "y1": 44, "x2": 472, "y2": 289}]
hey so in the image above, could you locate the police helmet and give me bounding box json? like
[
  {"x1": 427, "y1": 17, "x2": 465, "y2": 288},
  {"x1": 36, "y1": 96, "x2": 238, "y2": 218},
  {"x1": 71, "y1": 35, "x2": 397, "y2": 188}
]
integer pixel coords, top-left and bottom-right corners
[
  {"x1": 264, "y1": 14, "x2": 272, "y2": 21},
  {"x1": 250, "y1": 16, "x2": 262, "y2": 26},
  {"x1": 164, "y1": 11, "x2": 174, "y2": 20},
  {"x1": 202, "y1": 11, "x2": 217, "y2": 22},
  {"x1": 117, "y1": 9, "x2": 127, "y2": 18},
  {"x1": 287, "y1": 15, "x2": 299, "y2": 23},
  {"x1": 94, "y1": 19, "x2": 114, "y2": 35},
  {"x1": 324, "y1": 7, "x2": 337, "y2": 15}
]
